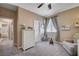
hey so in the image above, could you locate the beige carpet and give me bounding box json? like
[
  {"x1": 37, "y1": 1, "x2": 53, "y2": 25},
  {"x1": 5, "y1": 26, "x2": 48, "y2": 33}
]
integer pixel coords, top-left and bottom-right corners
[
  {"x1": 15, "y1": 41, "x2": 69, "y2": 56},
  {"x1": 0, "y1": 39, "x2": 22, "y2": 56}
]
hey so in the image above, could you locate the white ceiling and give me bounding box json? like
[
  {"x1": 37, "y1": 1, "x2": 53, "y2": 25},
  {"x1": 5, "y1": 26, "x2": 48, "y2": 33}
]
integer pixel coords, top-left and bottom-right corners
[
  {"x1": 0, "y1": 3, "x2": 17, "y2": 11},
  {"x1": 10, "y1": 3, "x2": 79, "y2": 17}
]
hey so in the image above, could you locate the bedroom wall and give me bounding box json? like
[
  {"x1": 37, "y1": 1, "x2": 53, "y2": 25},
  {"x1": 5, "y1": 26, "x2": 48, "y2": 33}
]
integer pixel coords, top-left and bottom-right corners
[
  {"x1": 17, "y1": 7, "x2": 44, "y2": 48},
  {"x1": 57, "y1": 6, "x2": 79, "y2": 41}
]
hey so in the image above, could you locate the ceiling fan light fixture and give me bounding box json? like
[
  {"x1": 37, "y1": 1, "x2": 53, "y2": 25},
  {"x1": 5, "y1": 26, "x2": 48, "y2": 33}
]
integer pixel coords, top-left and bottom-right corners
[
  {"x1": 48, "y1": 4, "x2": 51, "y2": 9},
  {"x1": 37, "y1": 3, "x2": 44, "y2": 8}
]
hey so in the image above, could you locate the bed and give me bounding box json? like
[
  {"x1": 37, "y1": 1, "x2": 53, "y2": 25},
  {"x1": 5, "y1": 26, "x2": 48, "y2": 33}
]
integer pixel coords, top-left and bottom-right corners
[{"x1": 61, "y1": 41, "x2": 77, "y2": 56}]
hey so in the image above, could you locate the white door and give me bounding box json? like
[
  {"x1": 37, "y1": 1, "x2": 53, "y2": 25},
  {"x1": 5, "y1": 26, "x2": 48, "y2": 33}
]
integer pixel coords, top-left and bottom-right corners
[{"x1": 34, "y1": 20, "x2": 40, "y2": 42}]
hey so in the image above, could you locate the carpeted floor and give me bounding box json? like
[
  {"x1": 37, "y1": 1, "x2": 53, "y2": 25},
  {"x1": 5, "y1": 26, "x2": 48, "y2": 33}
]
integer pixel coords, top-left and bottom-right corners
[
  {"x1": 0, "y1": 39, "x2": 22, "y2": 56},
  {"x1": 15, "y1": 41, "x2": 69, "y2": 56},
  {"x1": 0, "y1": 39, "x2": 70, "y2": 56}
]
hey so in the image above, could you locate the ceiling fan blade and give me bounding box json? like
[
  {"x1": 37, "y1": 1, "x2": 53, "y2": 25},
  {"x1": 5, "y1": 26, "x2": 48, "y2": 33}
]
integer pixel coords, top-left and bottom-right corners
[
  {"x1": 38, "y1": 3, "x2": 44, "y2": 8},
  {"x1": 48, "y1": 4, "x2": 51, "y2": 9}
]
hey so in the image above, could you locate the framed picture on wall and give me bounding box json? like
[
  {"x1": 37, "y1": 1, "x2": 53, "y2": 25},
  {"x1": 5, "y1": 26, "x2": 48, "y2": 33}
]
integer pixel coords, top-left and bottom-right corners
[{"x1": 61, "y1": 25, "x2": 71, "y2": 31}]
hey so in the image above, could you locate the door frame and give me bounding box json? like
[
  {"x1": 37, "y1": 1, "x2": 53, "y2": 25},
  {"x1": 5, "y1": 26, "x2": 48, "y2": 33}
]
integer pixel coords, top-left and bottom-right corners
[{"x1": 0, "y1": 16, "x2": 15, "y2": 45}]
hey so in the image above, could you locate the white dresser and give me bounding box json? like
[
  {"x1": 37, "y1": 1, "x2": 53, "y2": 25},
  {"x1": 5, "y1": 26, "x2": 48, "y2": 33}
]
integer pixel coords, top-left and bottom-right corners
[{"x1": 22, "y1": 30, "x2": 35, "y2": 50}]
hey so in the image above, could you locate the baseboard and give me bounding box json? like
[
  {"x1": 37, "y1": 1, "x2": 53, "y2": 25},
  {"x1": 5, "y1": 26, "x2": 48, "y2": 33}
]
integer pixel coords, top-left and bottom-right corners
[{"x1": 13, "y1": 43, "x2": 22, "y2": 49}]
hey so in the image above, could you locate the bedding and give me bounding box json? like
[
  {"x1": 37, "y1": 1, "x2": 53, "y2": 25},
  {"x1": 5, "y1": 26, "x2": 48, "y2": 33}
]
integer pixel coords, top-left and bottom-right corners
[{"x1": 62, "y1": 41, "x2": 77, "y2": 56}]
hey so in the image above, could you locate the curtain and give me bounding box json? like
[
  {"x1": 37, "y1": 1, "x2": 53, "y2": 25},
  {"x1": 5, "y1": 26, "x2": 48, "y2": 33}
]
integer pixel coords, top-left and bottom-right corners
[
  {"x1": 41, "y1": 18, "x2": 49, "y2": 41},
  {"x1": 51, "y1": 16, "x2": 60, "y2": 41},
  {"x1": 39, "y1": 19, "x2": 44, "y2": 41}
]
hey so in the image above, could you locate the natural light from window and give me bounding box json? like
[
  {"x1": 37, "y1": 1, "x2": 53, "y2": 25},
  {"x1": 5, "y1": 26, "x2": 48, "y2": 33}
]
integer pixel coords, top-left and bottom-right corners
[{"x1": 46, "y1": 18, "x2": 57, "y2": 32}]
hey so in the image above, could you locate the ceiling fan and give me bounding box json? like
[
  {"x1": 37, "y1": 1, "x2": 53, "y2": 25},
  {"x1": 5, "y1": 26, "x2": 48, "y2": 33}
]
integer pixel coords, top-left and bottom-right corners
[{"x1": 37, "y1": 3, "x2": 52, "y2": 9}]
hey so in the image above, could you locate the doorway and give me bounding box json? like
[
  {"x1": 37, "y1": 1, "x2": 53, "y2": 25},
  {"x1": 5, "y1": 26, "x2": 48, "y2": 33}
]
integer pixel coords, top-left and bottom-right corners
[
  {"x1": 0, "y1": 17, "x2": 14, "y2": 55},
  {"x1": 34, "y1": 20, "x2": 40, "y2": 43}
]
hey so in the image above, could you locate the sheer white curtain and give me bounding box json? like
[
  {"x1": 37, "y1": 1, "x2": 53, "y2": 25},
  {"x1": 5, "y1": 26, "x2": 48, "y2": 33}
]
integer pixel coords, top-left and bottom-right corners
[
  {"x1": 34, "y1": 19, "x2": 45, "y2": 42},
  {"x1": 46, "y1": 18, "x2": 57, "y2": 41},
  {"x1": 39, "y1": 20, "x2": 44, "y2": 41},
  {"x1": 46, "y1": 18, "x2": 57, "y2": 32}
]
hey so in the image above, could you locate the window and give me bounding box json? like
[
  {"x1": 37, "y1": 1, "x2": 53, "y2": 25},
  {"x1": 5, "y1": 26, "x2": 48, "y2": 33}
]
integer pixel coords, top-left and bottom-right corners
[{"x1": 46, "y1": 18, "x2": 57, "y2": 32}]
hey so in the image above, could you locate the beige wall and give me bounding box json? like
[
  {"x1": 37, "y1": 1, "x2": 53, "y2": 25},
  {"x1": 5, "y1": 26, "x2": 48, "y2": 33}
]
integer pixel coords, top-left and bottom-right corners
[
  {"x1": 0, "y1": 7, "x2": 17, "y2": 46},
  {"x1": 17, "y1": 7, "x2": 44, "y2": 48},
  {"x1": 57, "y1": 6, "x2": 79, "y2": 41},
  {"x1": 0, "y1": 7, "x2": 16, "y2": 18}
]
